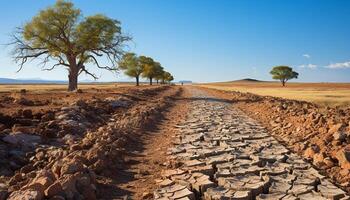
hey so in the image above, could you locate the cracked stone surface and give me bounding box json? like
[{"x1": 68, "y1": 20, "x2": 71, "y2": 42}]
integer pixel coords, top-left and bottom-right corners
[{"x1": 154, "y1": 88, "x2": 349, "y2": 200}]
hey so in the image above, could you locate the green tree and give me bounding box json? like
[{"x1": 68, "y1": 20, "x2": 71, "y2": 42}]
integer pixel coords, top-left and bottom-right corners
[
  {"x1": 167, "y1": 74, "x2": 174, "y2": 83},
  {"x1": 153, "y1": 63, "x2": 164, "y2": 84},
  {"x1": 270, "y1": 66, "x2": 298, "y2": 86},
  {"x1": 11, "y1": 0, "x2": 131, "y2": 91},
  {"x1": 118, "y1": 53, "x2": 143, "y2": 86},
  {"x1": 161, "y1": 71, "x2": 174, "y2": 84},
  {"x1": 140, "y1": 56, "x2": 157, "y2": 85}
]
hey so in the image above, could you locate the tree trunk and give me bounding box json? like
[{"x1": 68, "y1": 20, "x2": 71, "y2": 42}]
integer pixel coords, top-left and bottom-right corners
[
  {"x1": 67, "y1": 56, "x2": 79, "y2": 92},
  {"x1": 136, "y1": 76, "x2": 139, "y2": 86},
  {"x1": 150, "y1": 78, "x2": 153, "y2": 85},
  {"x1": 68, "y1": 69, "x2": 78, "y2": 91},
  {"x1": 282, "y1": 80, "x2": 286, "y2": 87}
]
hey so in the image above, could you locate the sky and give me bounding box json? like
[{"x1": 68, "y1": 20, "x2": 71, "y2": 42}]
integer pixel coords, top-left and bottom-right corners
[{"x1": 0, "y1": 0, "x2": 349, "y2": 83}]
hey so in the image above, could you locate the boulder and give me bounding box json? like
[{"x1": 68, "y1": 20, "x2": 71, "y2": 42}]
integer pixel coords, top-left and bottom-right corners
[
  {"x1": 0, "y1": 124, "x2": 5, "y2": 132},
  {"x1": 313, "y1": 153, "x2": 325, "y2": 168},
  {"x1": 8, "y1": 173, "x2": 22, "y2": 186},
  {"x1": 41, "y1": 112, "x2": 55, "y2": 122},
  {"x1": 323, "y1": 157, "x2": 335, "y2": 168},
  {"x1": 8, "y1": 189, "x2": 44, "y2": 200},
  {"x1": 32, "y1": 176, "x2": 54, "y2": 190},
  {"x1": 304, "y1": 145, "x2": 319, "y2": 159},
  {"x1": 12, "y1": 125, "x2": 36, "y2": 134},
  {"x1": 329, "y1": 123, "x2": 344, "y2": 134},
  {"x1": 45, "y1": 182, "x2": 63, "y2": 198},
  {"x1": 2, "y1": 133, "x2": 41, "y2": 147},
  {"x1": 333, "y1": 132, "x2": 347, "y2": 142},
  {"x1": 0, "y1": 190, "x2": 8, "y2": 200},
  {"x1": 60, "y1": 160, "x2": 84, "y2": 175},
  {"x1": 14, "y1": 98, "x2": 34, "y2": 106},
  {"x1": 23, "y1": 109, "x2": 33, "y2": 118},
  {"x1": 336, "y1": 145, "x2": 350, "y2": 170},
  {"x1": 59, "y1": 174, "x2": 79, "y2": 199}
]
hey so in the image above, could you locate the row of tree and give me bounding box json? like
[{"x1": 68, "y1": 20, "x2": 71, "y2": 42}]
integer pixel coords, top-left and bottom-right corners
[
  {"x1": 10, "y1": 0, "x2": 174, "y2": 91},
  {"x1": 118, "y1": 53, "x2": 173, "y2": 86}
]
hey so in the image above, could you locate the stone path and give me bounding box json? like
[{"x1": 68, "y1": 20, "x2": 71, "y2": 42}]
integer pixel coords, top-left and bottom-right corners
[{"x1": 153, "y1": 88, "x2": 348, "y2": 200}]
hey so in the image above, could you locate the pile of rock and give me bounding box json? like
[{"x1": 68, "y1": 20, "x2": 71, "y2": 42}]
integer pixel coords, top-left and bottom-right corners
[
  {"x1": 0, "y1": 97, "x2": 133, "y2": 199},
  {"x1": 8, "y1": 157, "x2": 97, "y2": 200},
  {"x1": 1, "y1": 86, "x2": 178, "y2": 199}
]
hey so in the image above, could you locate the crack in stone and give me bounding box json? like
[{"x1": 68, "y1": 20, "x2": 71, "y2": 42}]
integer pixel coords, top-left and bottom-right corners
[{"x1": 153, "y1": 88, "x2": 348, "y2": 200}]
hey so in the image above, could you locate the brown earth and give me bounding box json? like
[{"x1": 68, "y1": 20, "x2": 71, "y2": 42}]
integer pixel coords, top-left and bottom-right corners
[
  {"x1": 0, "y1": 85, "x2": 186, "y2": 200},
  {"x1": 198, "y1": 86, "x2": 350, "y2": 193},
  {"x1": 0, "y1": 85, "x2": 154, "y2": 115},
  {"x1": 1, "y1": 84, "x2": 350, "y2": 199},
  {"x1": 107, "y1": 88, "x2": 191, "y2": 199}
]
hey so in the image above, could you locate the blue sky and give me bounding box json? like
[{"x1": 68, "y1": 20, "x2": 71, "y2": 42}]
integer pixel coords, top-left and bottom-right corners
[{"x1": 0, "y1": 0, "x2": 349, "y2": 82}]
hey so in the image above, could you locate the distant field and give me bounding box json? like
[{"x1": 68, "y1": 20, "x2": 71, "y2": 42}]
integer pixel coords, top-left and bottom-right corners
[
  {"x1": 198, "y1": 81, "x2": 350, "y2": 107},
  {"x1": 0, "y1": 82, "x2": 138, "y2": 93}
]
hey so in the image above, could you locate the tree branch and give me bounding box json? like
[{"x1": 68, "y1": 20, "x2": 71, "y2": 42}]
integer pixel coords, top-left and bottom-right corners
[
  {"x1": 86, "y1": 54, "x2": 116, "y2": 71},
  {"x1": 79, "y1": 65, "x2": 99, "y2": 80}
]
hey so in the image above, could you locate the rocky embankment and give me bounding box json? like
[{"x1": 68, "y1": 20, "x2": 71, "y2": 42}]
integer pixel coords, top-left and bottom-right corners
[
  {"x1": 205, "y1": 88, "x2": 350, "y2": 193},
  {"x1": 0, "y1": 86, "x2": 181, "y2": 200}
]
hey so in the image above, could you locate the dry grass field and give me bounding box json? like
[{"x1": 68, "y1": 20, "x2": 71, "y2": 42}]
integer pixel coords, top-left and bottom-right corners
[
  {"x1": 0, "y1": 82, "x2": 138, "y2": 93},
  {"x1": 198, "y1": 80, "x2": 350, "y2": 107}
]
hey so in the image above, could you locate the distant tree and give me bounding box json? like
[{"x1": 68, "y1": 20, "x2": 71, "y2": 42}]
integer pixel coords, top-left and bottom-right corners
[
  {"x1": 161, "y1": 71, "x2": 174, "y2": 84},
  {"x1": 270, "y1": 66, "x2": 298, "y2": 86},
  {"x1": 167, "y1": 75, "x2": 174, "y2": 83},
  {"x1": 154, "y1": 63, "x2": 164, "y2": 84},
  {"x1": 118, "y1": 53, "x2": 143, "y2": 86},
  {"x1": 10, "y1": 0, "x2": 131, "y2": 91},
  {"x1": 140, "y1": 56, "x2": 157, "y2": 85}
]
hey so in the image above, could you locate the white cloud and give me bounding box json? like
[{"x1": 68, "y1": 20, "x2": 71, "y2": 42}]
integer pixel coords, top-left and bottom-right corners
[
  {"x1": 303, "y1": 54, "x2": 311, "y2": 58},
  {"x1": 326, "y1": 61, "x2": 350, "y2": 69},
  {"x1": 298, "y1": 64, "x2": 317, "y2": 69}
]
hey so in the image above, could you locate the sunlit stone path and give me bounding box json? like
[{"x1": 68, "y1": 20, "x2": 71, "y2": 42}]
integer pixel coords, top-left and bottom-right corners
[{"x1": 153, "y1": 87, "x2": 348, "y2": 200}]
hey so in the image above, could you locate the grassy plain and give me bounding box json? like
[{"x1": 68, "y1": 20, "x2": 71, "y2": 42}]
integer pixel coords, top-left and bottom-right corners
[
  {"x1": 0, "y1": 82, "x2": 137, "y2": 93},
  {"x1": 198, "y1": 81, "x2": 350, "y2": 107}
]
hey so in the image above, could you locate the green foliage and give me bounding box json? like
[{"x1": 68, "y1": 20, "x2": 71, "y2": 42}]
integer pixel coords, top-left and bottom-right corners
[
  {"x1": 153, "y1": 62, "x2": 164, "y2": 82},
  {"x1": 12, "y1": 0, "x2": 131, "y2": 91},
  {"x1": 118, "y1": 52, "x2": 144, "y2": 85},
  {"x1": 270, "y1": 66, "x2": 298, "y2": 86},
  {"x1": 75, "y1": 14, "x2": 122, "y2": 52},
  {"x1": 161, "y1": 71, "x2": 174, "y2": 84},
  {"x1": 23, "y1": 0, "x2": 80, "y2": 54},
  {"x1": 140, "y1": 56, "x2": 156, "y2": 79},
  {"x1": 119, "y1": 52, "x2": 173, "y2": 86},
  {"x1": 119, "y1": 53, "x2": 143, "y2": 77}
]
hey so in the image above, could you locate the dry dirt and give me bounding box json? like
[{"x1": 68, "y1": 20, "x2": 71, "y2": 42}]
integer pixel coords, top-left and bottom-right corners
[
  {"x1": 0, "y1": 85, "x2": 184, "y2": 199},
  {"x1": 0, "y1": 85, "x2": 349, "y2": 200}
]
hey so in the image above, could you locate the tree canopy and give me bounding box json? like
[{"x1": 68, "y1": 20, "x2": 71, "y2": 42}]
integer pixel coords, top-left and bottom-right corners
[
  {"x1": 118, "y1": 53, "x2": 143, "y2": 86},
  {"x1": 153, "y1": 62, "x2": 164, "y2": 84},
  {"x1": 161, "y1": 71, "x2": 174, "y2": 84},
  {"x1": 119, "y1": 53, "x2": 173, "y2": 86},
  {"x1": 11, "y1": 0, "x2": 131, "y2": 91},
  {"x1": 270, "y1": 66, "x2": 298, "y2": 86},
  {"x1": 140, "y1": 56, "x2": 158, "y2": 85}
]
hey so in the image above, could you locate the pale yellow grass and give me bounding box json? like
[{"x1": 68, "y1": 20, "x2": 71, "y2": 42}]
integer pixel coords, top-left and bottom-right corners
[
  {"x1": 0, "y1": 83, "x2": 135, "y2": 93},
  {"x1": 198, "y1": 82, "x2": 350, "y2": 107}
]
